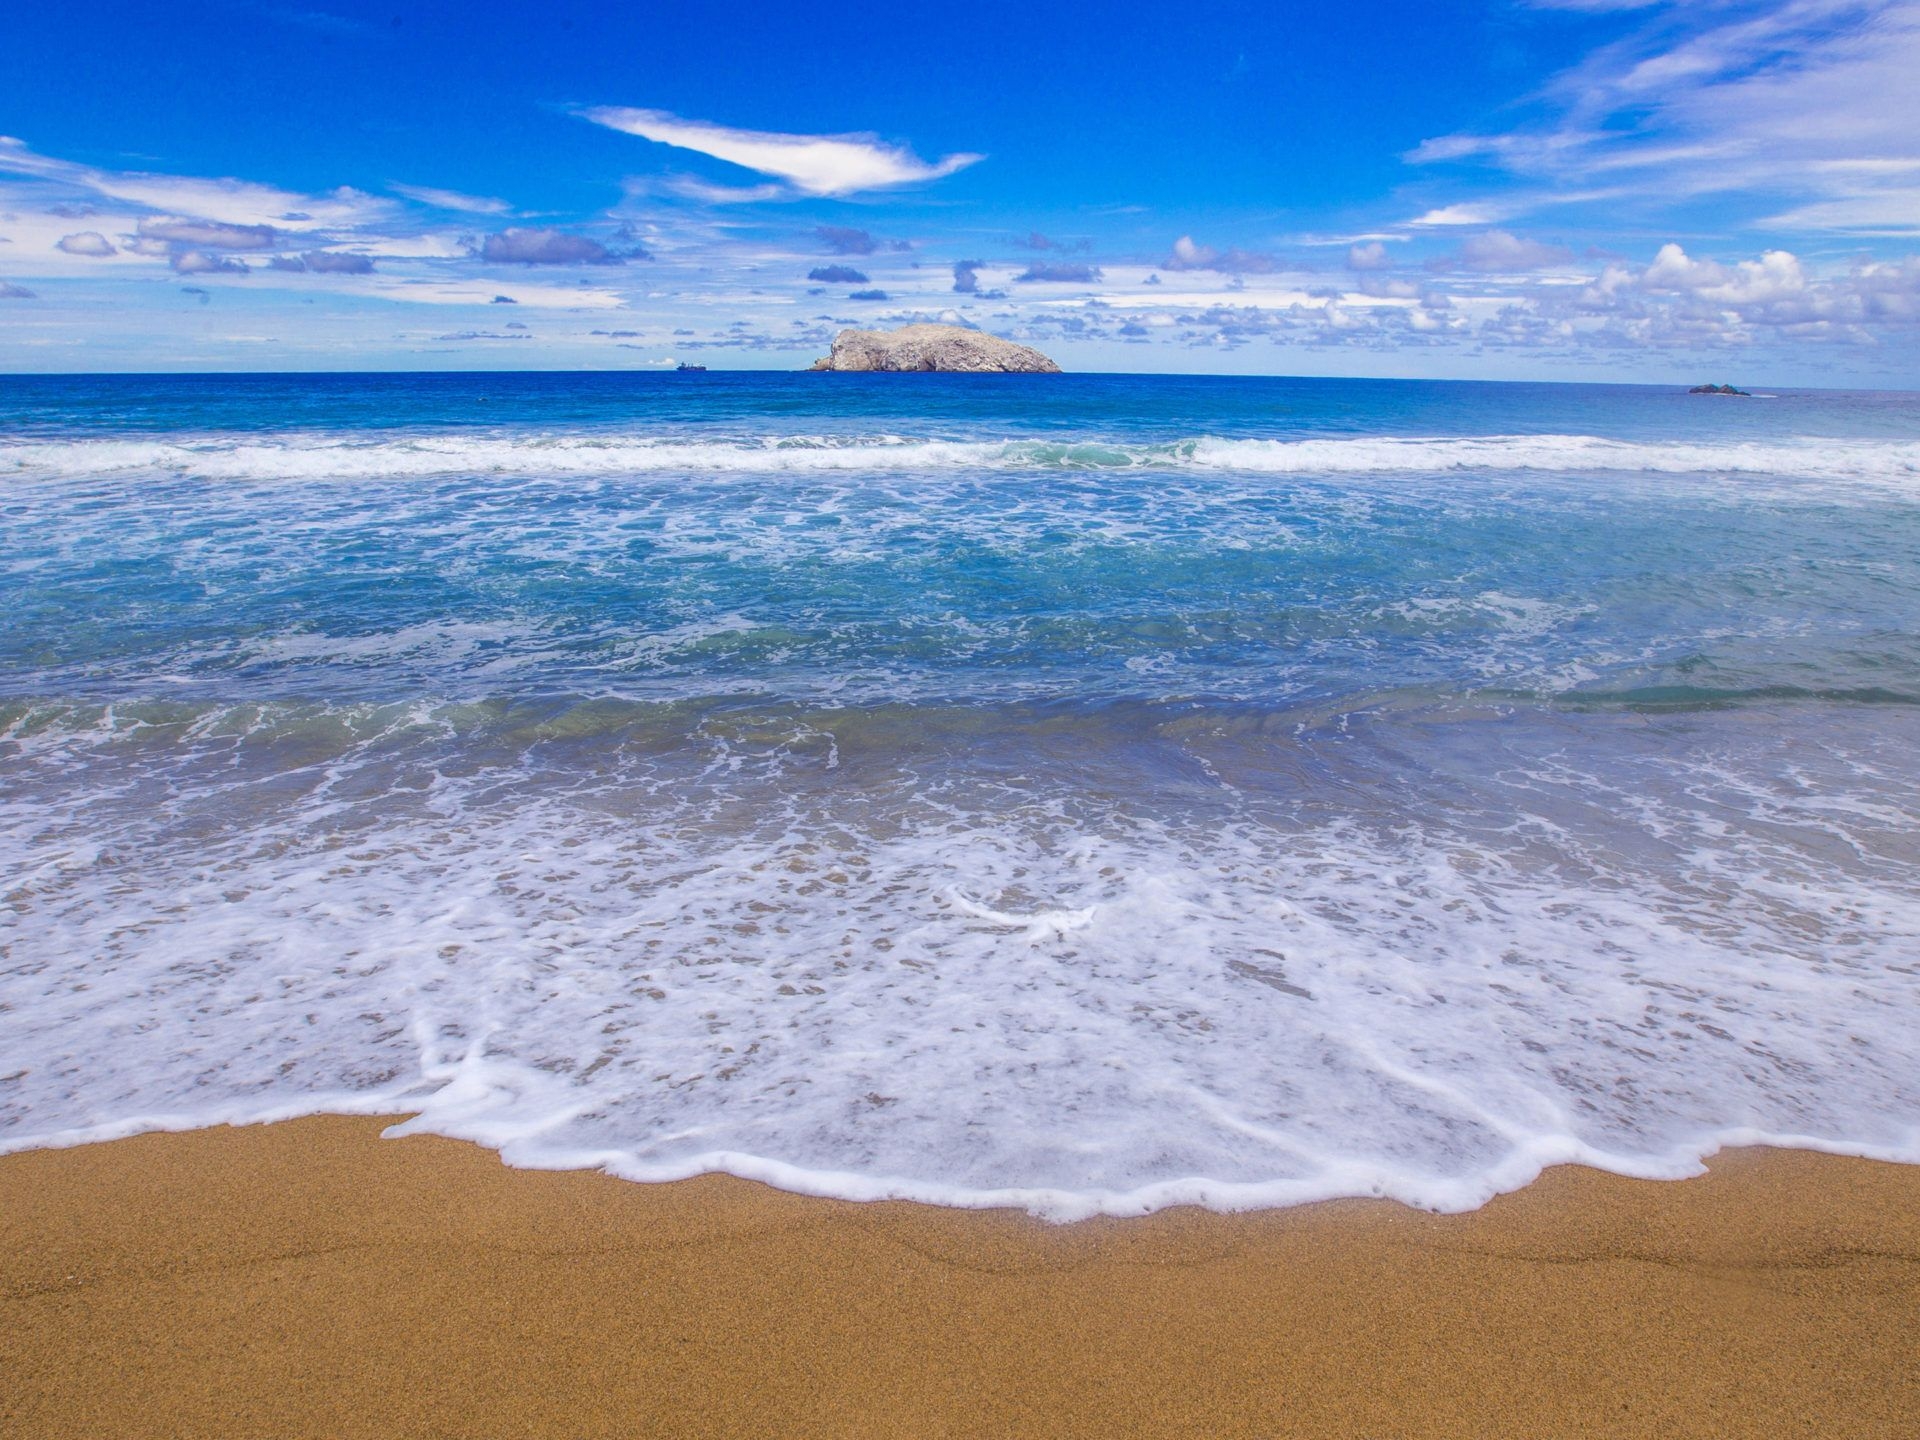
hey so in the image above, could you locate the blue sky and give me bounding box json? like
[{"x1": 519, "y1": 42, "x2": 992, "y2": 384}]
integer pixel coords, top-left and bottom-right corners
[{"x1": 3, "y1": 0, "x2": 1918, "y2": 382}]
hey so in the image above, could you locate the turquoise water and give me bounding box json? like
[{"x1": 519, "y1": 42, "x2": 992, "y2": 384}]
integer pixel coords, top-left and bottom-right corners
[{"x1": 3, "y1": 373, "x2": 1918, "y2": 1214}]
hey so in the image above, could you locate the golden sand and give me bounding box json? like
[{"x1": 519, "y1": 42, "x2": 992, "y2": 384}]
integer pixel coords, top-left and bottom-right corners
[{"x1": 3, "y1": 1116, "x2": 1918, "y2": 1437}]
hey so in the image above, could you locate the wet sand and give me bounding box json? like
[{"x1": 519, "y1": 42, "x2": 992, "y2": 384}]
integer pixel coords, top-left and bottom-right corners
[{"x1": 3, "y1": 1116, "x2": 1918, "y2": 1438}]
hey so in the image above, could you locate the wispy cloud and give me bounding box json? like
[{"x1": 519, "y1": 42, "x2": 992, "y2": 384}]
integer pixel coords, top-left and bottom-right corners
[
  {"x1": 579, "y1": 107, "x2": 982, "y2": 197},
  {"x1": 138, "y1": 217, "x2": 277, "y2": 250},
  {"x1": 353, "y1": 279, "x2": 629, "y2": 309},
  {"x1": 1410, "y1": 0, "x2": 1920, "y2": 234},
  {"x1": 0, "y1": 136, "x2": 388, "y2": 231},
  {"x1": 659, "y1": 176, "x2": 788, "y2": 204},
  {"x1": 390, "y1": 183, "x2": 511, "y2": 215},
  {"x1": 1427, "y1": 230, "x2": 1575, "y2": 273}
]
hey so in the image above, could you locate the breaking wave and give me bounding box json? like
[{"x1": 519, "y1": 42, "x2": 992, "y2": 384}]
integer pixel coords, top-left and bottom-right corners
[{"x1": 5, "y1": 430, "x2": 1920, "y2": 484}]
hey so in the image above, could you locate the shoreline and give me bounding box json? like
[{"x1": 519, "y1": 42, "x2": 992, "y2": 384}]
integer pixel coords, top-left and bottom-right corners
[{"x1": 5, "y1": 1117, "x2": 1919, "y2": 1437}]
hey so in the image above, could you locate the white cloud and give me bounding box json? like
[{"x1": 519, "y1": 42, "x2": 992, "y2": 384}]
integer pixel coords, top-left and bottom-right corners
[
  {"x1": 0, "y1": 136, "x2": 390, "y2": 231},
  {"x1": 56, "y1": 230, "x2": 115, "y2": 257},
  {"x1": 480, "y1": 227, "x2": 623, "y2": 265},
  {"x1": 1545, "y1": 241, "x2": 1920, "y2": 347},
  {"x1": 138, "y1": 216, "x2": 278, "y2": 250},
  {"x1": 579, "y1": 107, "x2": 982, "y2": 197},
  {"x1": 390, "y1": 184, "x2": 511, "y2": 215},
  {"x1": 1347, "y1": 241, "x2": 1391, "y2": 270},
  {"x1": 1444, "y1": 230, "x2": 1576, "y2": 272},
  {"x1": 1849, "y1": 255, "x2": 1920, "y2": 319},
  {"x1": 0, "y1": 204, "x2": 151, "y2": 274},
  {"x1": 1163, "y1": 235, "x2": 1278, "y2": 273},
  {"x1": 1065, "y1": 239, "x2": 1920, "y2": 359},
  {"x1": 1409, "y1": 203, "x2": 1509, "y2": 226},
  {"x1": 353, "y1": 278, "x2": 628, "y2": 309},
  {"x1": 1639, "y1": 242, "x2": 1807, "y2": 304},
  {"x1": 1170, "y1": 235, "x2": 1210, "y2": 266},
  {"x1": 171, "y1": 250, "x2": 249, "y2": 275}
]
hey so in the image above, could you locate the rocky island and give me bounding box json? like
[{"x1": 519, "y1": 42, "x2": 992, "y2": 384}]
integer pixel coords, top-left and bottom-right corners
[
  {"x1": 809, "y1": 324, "x2": 1061, "y2": 373},
  {"x1": 1688, "y1": 383, "x2": 1752, "y2": 396}
]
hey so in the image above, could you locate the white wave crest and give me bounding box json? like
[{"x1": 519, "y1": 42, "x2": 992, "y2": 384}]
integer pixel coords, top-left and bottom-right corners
[{"x1": 4, "y1": 430, "x2": 1918, "y2": 483}]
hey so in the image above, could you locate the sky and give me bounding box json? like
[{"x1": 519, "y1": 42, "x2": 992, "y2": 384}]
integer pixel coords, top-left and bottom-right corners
[{"x1": 2, "y1": 0, "x2": 1919, "y2": 383}]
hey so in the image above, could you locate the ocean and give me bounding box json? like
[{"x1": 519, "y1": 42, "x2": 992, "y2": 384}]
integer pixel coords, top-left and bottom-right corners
[{"x1": 2, "y1": 371, "x2": 1918, "y2": 1218}]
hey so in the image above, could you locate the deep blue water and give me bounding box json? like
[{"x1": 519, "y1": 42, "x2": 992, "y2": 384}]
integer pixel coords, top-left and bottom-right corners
[{"x1": 5, "y1": 369, "x2": 1919, "y2": 440}]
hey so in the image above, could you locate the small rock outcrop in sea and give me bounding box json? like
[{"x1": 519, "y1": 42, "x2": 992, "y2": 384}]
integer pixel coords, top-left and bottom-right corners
[
  {"x1": 809, "y1": 324, "x2": 1061, "y2": 373},
  {"x1": 1688, "y1": 383, "x2": 1752, "y2": 396}
]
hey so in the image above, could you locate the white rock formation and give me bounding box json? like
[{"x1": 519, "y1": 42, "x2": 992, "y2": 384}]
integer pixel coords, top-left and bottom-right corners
[{"x1": 809, "y1": 324, "x2": 1061, "y2": 373}]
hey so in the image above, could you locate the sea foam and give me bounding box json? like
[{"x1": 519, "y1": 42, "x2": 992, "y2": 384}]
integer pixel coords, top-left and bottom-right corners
[{"x1": 3, "y1": 696, "x2": 1917, "y2": 1218}]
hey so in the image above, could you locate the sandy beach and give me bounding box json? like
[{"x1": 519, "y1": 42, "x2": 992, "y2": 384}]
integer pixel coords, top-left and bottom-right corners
[{"x1": 1, "y1": 1118, "x2": 1915, "y2": 1437}]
